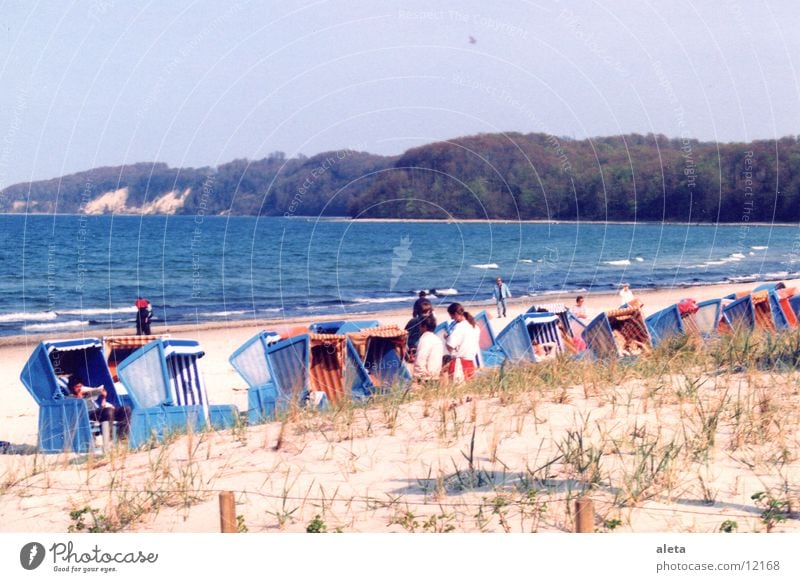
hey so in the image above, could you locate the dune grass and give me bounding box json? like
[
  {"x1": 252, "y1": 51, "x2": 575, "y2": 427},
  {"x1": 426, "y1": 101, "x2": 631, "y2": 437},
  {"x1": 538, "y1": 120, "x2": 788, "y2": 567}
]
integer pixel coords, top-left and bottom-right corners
[{"x1": 2, "y1": 328, "x2": 800, "y2": 533}]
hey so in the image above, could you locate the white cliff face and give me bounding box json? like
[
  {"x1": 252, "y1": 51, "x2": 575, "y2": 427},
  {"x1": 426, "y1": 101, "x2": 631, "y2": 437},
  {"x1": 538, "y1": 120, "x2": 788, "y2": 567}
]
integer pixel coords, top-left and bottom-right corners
[
  {"x1": 82, "y1": 187, "x2": 191, "y2": 214},
  {"x1": 83, "y1": 187, "x2": 130, "y2": 213}
]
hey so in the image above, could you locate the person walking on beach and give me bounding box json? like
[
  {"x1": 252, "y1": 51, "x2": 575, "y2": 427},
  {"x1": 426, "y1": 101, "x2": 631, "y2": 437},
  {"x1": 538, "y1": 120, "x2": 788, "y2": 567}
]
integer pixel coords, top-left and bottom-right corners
[
  {"x1": 135, "y1": 297, "x2": 153, "y2": 335},
  {"x1": 444, "y1": 302, "x2": 480, "y2": 382},
  {"x1": 413, "y1": 316, "x2": 443, "y2": 383},
  {"x1": 493, "y1": 277, "x2": 511, "y2": 318}
]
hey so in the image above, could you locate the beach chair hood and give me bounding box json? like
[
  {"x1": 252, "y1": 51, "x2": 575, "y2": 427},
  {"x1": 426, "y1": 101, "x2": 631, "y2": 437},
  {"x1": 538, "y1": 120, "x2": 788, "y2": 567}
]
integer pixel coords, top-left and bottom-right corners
[
  {"x1": 117, "y1": 339, "x2": 206, "y2": 409},
  {"x1": 21, "y1": 338, "x2": 119, "y2": 406}
]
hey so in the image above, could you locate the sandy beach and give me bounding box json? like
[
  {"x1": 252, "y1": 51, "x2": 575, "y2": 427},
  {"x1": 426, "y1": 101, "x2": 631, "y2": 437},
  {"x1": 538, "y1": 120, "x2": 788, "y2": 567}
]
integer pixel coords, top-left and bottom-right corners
[{"x1": 2, "y1": 280, "x2": 800, "y2": 533}]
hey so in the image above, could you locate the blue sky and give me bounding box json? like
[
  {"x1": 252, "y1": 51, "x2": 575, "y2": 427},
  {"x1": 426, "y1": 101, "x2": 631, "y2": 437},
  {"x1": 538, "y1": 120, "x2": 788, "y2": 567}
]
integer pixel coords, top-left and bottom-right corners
[{"x1": 1, "y1": 0, "x2": 798, "y2": 188}]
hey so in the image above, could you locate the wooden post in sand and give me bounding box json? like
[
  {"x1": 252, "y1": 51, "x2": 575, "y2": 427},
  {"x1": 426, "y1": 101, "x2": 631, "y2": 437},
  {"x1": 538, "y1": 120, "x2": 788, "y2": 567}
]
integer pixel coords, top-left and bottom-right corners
[
  {"x1": 219, "y1": 491, "x2": 236, "y2": 533},
  {"x1": 574, "y1": 498, "x2": 594, "y2": 533}
]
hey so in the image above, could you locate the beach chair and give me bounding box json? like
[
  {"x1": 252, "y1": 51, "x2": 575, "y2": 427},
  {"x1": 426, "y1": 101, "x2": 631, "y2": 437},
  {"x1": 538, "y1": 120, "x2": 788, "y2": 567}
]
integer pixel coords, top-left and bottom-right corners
[
  {"x1": 494, "y1": 313, "x2": 563, "y2": 363},
  {"x1": 749, "y1": 290, "x2": 782, "y2": 332},
  {"x1": 472, "y1": 310, "x2": 506, "y2": 367},
  {"x1": 688, "y1": 298, "x2": 724, "y2": 336},
  {"x1": 646, "y1": 299, "x2": 708, "y2": 347},
  {"x1": 767, "y1": 290, "x2": 790, "y2": 331},
  {"x1": 229, "y1": 331, "x2": 282, "y2": 424},
  {"x1": 347, "y1": 325, "x2": 412, "y2": 388},
  {"x1": 334, "y1": 320, "x2": 380, "y2": 335},
  {"x1": 788, "y1": 295, "x2": 800, "y2": 323},
  {"x1": 582, "y1": 313, "x2": 620, "y2": 360},
  {"x1": 528, "y1": 302, "x2": 570, "y2": 327},
  {"x1": 721, "y1": 295, "x2": 755, "y2": 334},
  {"x1": 260, "y1": 333, "x2": 374, "y2": 407},
  {"x1": 117, "y1": 339, "x2": 239, "y2": 448},
  {"x1": 584, "y1": 307, "x2": 651, "y2": 360},
  {"x1": 20, "y1": 338, "x2": 124, "y2": 453},
  {"x1": 103, "y1": 335, "x2": 171, "y2": 381},
  {"x1": 309, "y1": 320, "x2": 380, "y2": 335},
  {"x1": 645, "y1": 305, "x2": 684, "y2": 348},
  {"x1": 775, "y1": 287, "x2": 798, "y2": 328}
]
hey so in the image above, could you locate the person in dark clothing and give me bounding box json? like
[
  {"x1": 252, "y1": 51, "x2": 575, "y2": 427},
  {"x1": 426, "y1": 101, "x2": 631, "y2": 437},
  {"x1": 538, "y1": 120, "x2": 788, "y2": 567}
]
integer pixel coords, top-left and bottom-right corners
[
  {"x1": 67, "y1": 375, "x2": 131, "y2": 437},
  {"x1": 135, "y1": 297, "x2": 153, "y2": 335},
  {"x1": 412, "y1": 291, "x2": 429, "y2": 318},
  {"x1": 405, "y1": 299, "x2": 435, "y2": 362}
]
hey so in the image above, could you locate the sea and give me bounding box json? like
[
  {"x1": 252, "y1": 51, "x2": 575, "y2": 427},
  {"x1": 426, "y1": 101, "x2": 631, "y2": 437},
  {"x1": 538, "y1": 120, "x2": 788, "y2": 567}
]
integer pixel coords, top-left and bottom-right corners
[{"x1": 1, "y1": 214, "x2": 799, "y2": 338}]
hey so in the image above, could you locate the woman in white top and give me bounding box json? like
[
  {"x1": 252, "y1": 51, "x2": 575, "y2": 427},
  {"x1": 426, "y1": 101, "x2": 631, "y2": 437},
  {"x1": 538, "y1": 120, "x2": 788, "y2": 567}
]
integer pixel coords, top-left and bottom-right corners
[
  {"x1": 413, "y1": 316, "x2": 444, "y2": 382},
  {"x1": 445, "y1": 303, "x2": 480, "y2": 381}
]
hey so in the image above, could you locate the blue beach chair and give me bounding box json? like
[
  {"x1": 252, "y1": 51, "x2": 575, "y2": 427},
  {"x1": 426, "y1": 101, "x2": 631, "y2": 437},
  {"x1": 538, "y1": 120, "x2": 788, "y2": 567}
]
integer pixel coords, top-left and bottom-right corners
[
  {"x1": 645, "y1": 305, "x2": 684, "y2": 348},
  {"x1": 346, "y1": 325, "x2": 412, "y2": 388},
  {"x1": 229, "y1": 331, "x2": 282, "y2": 423},
  {"x1": 260, "y1": 333, "x2": 375, "y2": 407},
  {"x1": 721, "y1": 296, "x2": 755, "y2": 334},
  {"x1": 584, "y1": 307, "x2": 651, "y2": 360},
  {"x1": 20, "y1": 338, "x2": 124, "y2": 453},
  {"x1": 494, "y1": 312, "x2": 564, "y2": 363},
  {"x1": 117, "y1": 339, "x2": 239, "y2": 448}
]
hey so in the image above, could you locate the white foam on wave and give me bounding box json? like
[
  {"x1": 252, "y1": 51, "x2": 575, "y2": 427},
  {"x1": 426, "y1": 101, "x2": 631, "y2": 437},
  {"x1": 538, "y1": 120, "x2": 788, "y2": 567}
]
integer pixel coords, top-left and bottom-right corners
[
  {"x1": 635, "y1": 257, "x2": 644, "y2": 262},
  {"x1": 519, "y1": 259, "x2": 534, "y2": 264},
  {"x1": 751, "y1": 246, "x2": 768, "y2": 250},
  {"x1": 765, "y1": 271, "x2": 789, "y2": 279},
  {"x1": 0, "y1": 311, "x2": 57, "y2": 323},
  {"x1": 471, "y1": 263, "x2": 499, "y2": 269},
  {"x1": 729, "y1": 253, "x2": 746, "y2": 259},
  {"x1": 728, "y1": 275, "x2": 759, "y2": 283},
  {"x1": 433, "y1": 288, "x2": 459, "y2": 296},
  {"x1": 23, "y1": 320, "x2": 89, "y2": 331},
  {"x1": 353, "y1": 297, "x2": 412, "y2": 304},
  {"x1": 604, "y1": 259, "x2": 631, "y2": 266},
  {"x1": 203, "y1": 310, "x2": 250, "y2": 317},
  {"x1": 58, "y1": 306, "x2": 137, "y2": 316}
]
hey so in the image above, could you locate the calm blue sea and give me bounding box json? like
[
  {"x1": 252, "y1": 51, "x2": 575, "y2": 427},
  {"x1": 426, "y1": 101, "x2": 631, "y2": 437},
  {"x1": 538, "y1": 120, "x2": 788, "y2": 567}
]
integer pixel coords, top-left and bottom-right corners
[{"x1": 1, "y1": 214, "x2": 799, "y2": 337}]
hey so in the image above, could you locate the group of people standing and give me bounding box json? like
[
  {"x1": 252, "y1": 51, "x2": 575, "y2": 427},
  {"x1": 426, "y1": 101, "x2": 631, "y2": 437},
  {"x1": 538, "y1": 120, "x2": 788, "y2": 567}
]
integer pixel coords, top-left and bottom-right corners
[{"x1": 405, "y1": 292, "x2": 481, "y2": 384}]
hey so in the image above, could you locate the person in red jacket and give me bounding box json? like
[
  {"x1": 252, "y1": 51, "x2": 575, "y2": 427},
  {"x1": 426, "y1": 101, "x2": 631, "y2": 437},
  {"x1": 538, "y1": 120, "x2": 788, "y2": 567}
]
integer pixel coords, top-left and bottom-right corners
[{"x1": 135, "y1": 297, "x2": 153, "y2": 335}]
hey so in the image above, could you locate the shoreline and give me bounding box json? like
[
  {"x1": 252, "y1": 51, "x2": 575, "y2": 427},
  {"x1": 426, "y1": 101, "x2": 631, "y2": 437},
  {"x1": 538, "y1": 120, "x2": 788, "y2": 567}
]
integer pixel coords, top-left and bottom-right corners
[
  {"x1": 2, "y1": 212, "x2": 799, "y2": 228},
  {"x1": 1, "y1": 278, "x2": 793, "y2": 348},
  {"x1": 3, "y1": 277, "x2": 800, "y2": 533}
]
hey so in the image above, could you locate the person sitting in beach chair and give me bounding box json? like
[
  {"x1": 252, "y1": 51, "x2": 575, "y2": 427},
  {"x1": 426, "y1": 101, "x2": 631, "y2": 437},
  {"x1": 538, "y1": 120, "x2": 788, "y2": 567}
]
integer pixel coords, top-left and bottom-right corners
[
  {"x1": 66, "y1": 375, "x2": 131, "y2": 437},
  {"x1": 533, "y1": 340, "x2": 558, "y2": 360}
]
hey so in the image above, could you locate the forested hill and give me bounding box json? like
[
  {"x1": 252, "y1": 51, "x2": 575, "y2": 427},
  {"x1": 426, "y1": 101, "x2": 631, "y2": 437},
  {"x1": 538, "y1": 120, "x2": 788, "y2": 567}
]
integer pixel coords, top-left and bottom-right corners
[{"x1": 2, "y1": 133, "x2": 799, "y2": 222}]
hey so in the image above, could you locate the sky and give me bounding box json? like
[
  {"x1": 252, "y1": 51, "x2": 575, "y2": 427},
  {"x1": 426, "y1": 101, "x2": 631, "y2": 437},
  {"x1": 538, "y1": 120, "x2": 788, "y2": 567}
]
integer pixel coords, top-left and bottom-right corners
[{"x1": 1, "y1": 0, "x2": 799, "y2": 188}]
